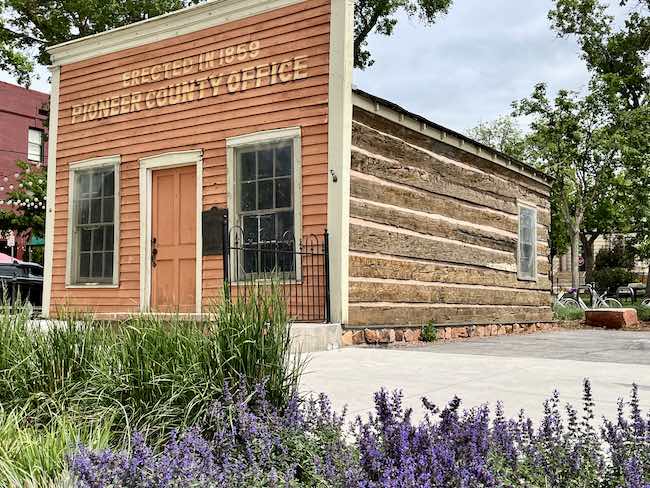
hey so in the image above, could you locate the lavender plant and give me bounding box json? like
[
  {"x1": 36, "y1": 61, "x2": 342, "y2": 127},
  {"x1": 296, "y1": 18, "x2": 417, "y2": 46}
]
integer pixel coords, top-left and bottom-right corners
[{"x1": 70, "y1": 380, "x2": 650, "y2": 488}]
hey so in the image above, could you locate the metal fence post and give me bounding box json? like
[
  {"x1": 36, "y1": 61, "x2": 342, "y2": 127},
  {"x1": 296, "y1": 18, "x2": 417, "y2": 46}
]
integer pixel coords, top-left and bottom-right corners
[
  {"x1": 222, "y1": 209, "x2": 231, "y2": 302},
  {"x1": 323, "y1": 230, "x2": 331, "y2": 323}
]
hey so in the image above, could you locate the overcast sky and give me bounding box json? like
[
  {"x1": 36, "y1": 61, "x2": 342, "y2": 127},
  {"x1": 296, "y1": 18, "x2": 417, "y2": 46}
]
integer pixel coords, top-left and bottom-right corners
[{"x1": 1, "y1": 0, "x2": 594, "y2": 133}]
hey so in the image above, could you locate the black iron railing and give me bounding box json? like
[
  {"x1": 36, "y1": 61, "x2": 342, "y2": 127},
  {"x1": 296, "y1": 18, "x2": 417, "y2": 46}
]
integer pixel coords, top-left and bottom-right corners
[{"x1": 222, "y1": 219, "x2": 330, "y2": 323}]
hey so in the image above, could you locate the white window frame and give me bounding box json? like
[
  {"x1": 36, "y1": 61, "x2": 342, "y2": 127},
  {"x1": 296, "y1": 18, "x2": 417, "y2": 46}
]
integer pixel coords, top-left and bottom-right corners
[
  {"x1": 65, "y1": 155, "x2": 120, "y2": 288},
  {"x1": 517, "y1": 203, "x2": 538, "y2": 281},
  {"x1": 226, "y1": 127, "x2": 303, "y2": 282},
  {"x1": 28, "y1": 128, "x2": 44, "y2": 163}
]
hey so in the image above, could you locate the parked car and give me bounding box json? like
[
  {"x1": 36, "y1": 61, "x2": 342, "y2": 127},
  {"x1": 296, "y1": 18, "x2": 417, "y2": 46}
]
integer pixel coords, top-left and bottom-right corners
[{"x1": 0, "y1": 253, "x2": 43, "y2": 308}]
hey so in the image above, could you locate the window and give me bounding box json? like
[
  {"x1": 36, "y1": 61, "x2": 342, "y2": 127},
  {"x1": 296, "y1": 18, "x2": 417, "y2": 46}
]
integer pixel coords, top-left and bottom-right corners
[
  {"x1": 518, "y1": 205, "x2": 537, "y2": 280},
  {"x1": 227, "y1": 128, "x2": 302, "y2": 280},
  {"x1": 28, "y1": 129, "x2": 43, "y2": 163},
  {"x1": 68, "y1": 159, "x2": 119, "y2": 285}
]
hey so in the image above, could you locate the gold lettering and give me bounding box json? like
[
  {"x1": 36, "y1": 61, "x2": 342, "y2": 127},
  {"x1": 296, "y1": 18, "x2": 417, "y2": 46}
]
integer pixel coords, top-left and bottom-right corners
[
  {"x1": 249, "y1": 41, "x2": 260, "y2": 59},
  {"x1": 87, "y1": 103, "x2": 98, "y2": 121},
  {"x1": 119, "y1": 95, "x2": 131, "y2": 115},
  {"x1": 181, "y1": 81, "x2": 195, "y2": 102},
  {"x1": 131, "y1": 92, "x2": 142, "y2": 112},
  {"x1": 110, "y1": 97, "x2": 120, "y2": 116},
  {"x1": 209, "y1": 75, "x2": 223, "y2": 96},
  {"x1": 122, "y1": 72, "x2": 131, "y2": 88},
  {"x1": 141, "y1": 67, "x2": 151, "y2": 84},
  {"x1": 151, "y1": 65, "x2": 162, "y2": 81},
  {"x1": 203, "y1": 51, "x2": 216, "y2": 71},
  {"x1": 145, "y1": 91, "x2": 157, "y2": 109},
  {"x1": 183, "y1": 57, "x2": 194, "y2": 75},
  {"x1": 225, "y1": 46, "x2": 235, "y2": 64},
  {"x1": 156, "y1": 88, "x2": 169, "y2": 107},
  {"x1": 241, "y1": 68, "x2": 256, "y2": 91},
  {"x1": 256, "y1": 64, "x2": 270, "y2": 88},
  {"x1": 227, "y1": 73, "x2": 241, "y2": 93},
  {"x1": 164, "y1": 63, "x2": 173, "y2": 80},
  {"x1": 293, "y1": 55, "x2": 309, "y2": 80},
  {"x1": 237, "y1": 44, "x2": 247, "y2": 61},
  {"x1": 278, "y1": 61, "x2": 293, "y2": 82},
  {"x1": 71, "y1": 104, "x2": 83, "y2": 124},
  {"x1": 271, "y1": 62, "x2": 280, "y2": 85},
  {"x1": 172, "y1": 60, "x2": 183, "y2": 77},
  {"x1": 198, "y1": 78, "x2": 210, "y2": 98},
  {"x1": 168, "y1": 84, "x2": 182, "y2": 105},
  {"x1": 130, "y1": 70, "x2": 140, "y2": 86},
  {"x1": 98, "y1": 98, "x2": 111, "y2": 119}
]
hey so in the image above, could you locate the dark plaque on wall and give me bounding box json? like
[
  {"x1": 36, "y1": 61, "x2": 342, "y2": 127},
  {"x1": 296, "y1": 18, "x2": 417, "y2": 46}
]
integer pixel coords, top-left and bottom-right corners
[{"x1": 202, "y1": 207, "x2": 226, "y2": 256}]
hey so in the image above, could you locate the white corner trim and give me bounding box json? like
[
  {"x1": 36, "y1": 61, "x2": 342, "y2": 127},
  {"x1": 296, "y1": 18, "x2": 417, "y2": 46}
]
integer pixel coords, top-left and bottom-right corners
[
  {"x1": 226, "y1": 127, "x2": 303, "y2": 280},
  {"x1": 327, "y1": 0, "x2": 354, "y2": 324},
  {"x1": 65, "y1": 155, "x2": 121, "y2": 288},
  {"x1": 47, "y1": 0, "x2": 305, "y2": 66},
  {"x1": 42, "y1": 66, "x2": 61, "y2": 318},
  {"x1": 139, "y1": 150, "x2": 203, "y2": 313}
]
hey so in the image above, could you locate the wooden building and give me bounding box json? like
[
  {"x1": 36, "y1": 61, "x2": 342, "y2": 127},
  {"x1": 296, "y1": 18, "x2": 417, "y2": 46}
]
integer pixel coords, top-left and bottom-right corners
[{"x1": 43, "y1": 0, "x2": 553, "y2": 332}]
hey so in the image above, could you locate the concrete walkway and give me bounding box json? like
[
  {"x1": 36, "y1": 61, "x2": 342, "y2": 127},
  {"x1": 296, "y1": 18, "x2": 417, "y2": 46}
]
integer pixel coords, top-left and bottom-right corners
[{"x1": 300, "y1": 329, "x2": 650, "y2": 422}]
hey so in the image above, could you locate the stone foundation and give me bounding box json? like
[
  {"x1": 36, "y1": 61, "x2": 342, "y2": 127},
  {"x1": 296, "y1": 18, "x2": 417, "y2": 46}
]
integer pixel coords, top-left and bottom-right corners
[{"x1": 341, "y1": 322, "x2": 560, "y2": 346}]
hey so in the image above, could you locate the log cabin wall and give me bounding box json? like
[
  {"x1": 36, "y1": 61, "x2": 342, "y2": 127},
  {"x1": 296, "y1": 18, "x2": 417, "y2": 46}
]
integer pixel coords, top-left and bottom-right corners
[
  {"x1": 48, "y1": 0, "x2": 331, "y2": 315},
  {"x1": 348, "y1": 98, "x2": 554, "y2": 326}
]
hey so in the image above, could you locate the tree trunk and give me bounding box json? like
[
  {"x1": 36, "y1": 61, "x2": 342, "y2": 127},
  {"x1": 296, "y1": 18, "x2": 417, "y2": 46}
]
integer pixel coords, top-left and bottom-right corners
[
  {"x1": 581, "y1": 233, "x2": 599, "y2": 285},
  {"x1": 570, "y1": 227, "x2": 581, "y2": 289}
]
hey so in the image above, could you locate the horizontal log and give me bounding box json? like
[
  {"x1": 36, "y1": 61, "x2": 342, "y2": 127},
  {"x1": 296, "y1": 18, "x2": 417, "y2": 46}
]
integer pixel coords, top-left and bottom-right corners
[
  {"x1": 351, "y1": 173, "x2": 520, "y2": 235},
  {"x1": 350, "y1": 198, "x2": 517, "y2": 253},
  {"x1": 350, "y1": 222, "x2": 517, "y2": 272},
  {"x1": 348, "y1": 304, "x2": 554, "y2": 326},
  {"x1": 350, "y1": 254, "x2": 551, "y2": 291},
  {"x1": 352, "y1": 122, "x2": 549, "y2": 210},
  {"x1": 352, "y1": 107, "x2": 551, "y2": 199},
  {"x1": 349, "y1": 280, "x2": 553, "y2": 307}
]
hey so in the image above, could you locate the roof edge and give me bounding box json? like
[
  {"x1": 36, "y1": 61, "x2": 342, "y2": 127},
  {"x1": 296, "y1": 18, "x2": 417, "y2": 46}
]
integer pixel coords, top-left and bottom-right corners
[
  {"x1": 47, "y1": 0, "x2": 304, "y2": 66},
  {"x1": 352, "y1": 88, "x2": 553, "y2": 188}
]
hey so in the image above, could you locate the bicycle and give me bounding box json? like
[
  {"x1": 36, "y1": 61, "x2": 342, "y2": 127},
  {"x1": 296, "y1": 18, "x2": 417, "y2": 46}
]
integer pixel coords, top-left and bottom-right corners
[{"x1": 557, "y1": 283, "x2": 622, "y2": 310}]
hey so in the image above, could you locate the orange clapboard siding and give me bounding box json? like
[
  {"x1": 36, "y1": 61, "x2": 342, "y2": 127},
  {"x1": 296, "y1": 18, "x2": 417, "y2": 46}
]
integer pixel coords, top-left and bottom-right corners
[{"x1": 51, "y1": 0, "x2": 331, "y2": 314}]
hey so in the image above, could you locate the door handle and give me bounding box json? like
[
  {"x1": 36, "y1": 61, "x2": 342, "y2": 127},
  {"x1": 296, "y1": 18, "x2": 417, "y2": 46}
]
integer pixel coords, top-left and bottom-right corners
[{"x1": 151, "y1": 237, "x2": 158, "y2": 268}]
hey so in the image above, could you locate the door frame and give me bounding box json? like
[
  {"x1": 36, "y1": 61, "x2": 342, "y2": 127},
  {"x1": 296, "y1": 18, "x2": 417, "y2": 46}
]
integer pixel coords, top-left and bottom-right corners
[{"x1": 139, "y1": 150, "x2": 203, "y2": 313}]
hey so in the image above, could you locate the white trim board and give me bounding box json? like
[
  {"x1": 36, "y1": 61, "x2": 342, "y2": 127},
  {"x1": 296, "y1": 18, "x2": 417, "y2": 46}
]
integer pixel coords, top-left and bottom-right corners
[
  {"x1": 139, "y1": 150, "x2": 204, "y2": 313},
  {"x1": 65, "y1": 155, "x2": 121, "y2": 288},
  {"x1": 326, "y1": 0, "x2": 354, "y2": 324},
  {"x1": 42, "y1": 66, "x2": 60, "y2": 317},
  {"x1": 47, "y1": 0, "x2": 305, "y2": 66}
]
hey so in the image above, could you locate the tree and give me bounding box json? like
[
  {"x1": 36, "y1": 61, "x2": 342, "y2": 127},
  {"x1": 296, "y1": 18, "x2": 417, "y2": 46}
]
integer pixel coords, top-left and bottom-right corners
[
  {"x1": 513, "y1": 82, "x2": 628, "y2": 289},
  {"x1": 0, "y1": 0, "x2": 453, "y2": 85},
  {"x1": 0, "y1": 160, "x2": 47, "y2": 259},
  {"x1": 465, "y1": 116, "x2": 528, "y2": 161},
  {"x1": 354, "y1": 0, "x2": 452, "y2": 69}
]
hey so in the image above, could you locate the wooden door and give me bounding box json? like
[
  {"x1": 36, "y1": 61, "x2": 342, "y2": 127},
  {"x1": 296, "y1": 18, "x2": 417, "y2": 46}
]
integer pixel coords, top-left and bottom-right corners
[{"x1": 151, "y1": 165, "x2": 196, "y2": 312}]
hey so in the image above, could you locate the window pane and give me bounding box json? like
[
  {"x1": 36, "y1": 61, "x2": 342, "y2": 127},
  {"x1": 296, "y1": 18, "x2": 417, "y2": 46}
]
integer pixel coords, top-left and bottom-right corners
[
  {"x1": 79, "y1": 173, "x2": 91, "y2": 196},
  {"x1": 259, "y1": 214, "x2": 275, "y2": 242},
  {"x1": 260, "y1": 243, "x2": 275, "y2": 273},
  {"x1": 275, "y1": 145, "x2": 292, "y2": 176},
  {"x1": 243, "y1": 249, "x2": 258, "y2": 274},
  {"x1": 258, "y1": 180, "x2": 273, "y2": 210},
  {"x1": 90, "y1": 199, "x2": 102, "y2": 223},
  {"x1": 241, "y1": 182, "x2": 256, "y2": 211},
  {"x1": 275, "y1": 178, "x2": 291, "y2": 208},
  {"x1": 104, "y1": 252, "x2": 114, "y2": 279},
  {"x1": 103, "y1": 197, "x2": 114, "y2": 223},
  {"x1": 91, "y1": 172, "x2": 103, "y2": 197},
  {"x1": 103, "y1": 171, "x2": 115, "y2": 197},
  {"x1": 92, "y1": 228, "x2": 104, "y2": 251},
  {"x1": 258, "y1": 149, "x2": 273, "y2": 178},
  {"x1": 79, "y1": 253, "x2": 91, "y2": 278},
  {"x1": 104, "y1": 225, "x2": 114, "y2": 252},
  {"x1": 240, "y1": 151, "x2": 256, "y2": 181},
  {"x1": 78, "y1": 200, "x2": 90, "y2": 225},
  {"x1": 80, "y1": 229, "x2": 92, "y2": 252},
  {"x1": 277, "y1": 211, "x2": 294, "y2": 241},
  {"x1": 91, "y1": 252, "x2": 103, "y2": 277},
  {"x1": 518, "y1": 207, "x2": 536, "y2": 279},
  {"x1": 243, "y1": 216, "x2": 258, "y2": 243}
]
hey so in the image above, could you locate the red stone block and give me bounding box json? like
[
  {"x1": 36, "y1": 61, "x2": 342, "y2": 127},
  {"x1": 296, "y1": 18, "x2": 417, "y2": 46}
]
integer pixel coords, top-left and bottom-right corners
[{"x1": 585, "y1": 309, "x2": 639, "y2": 329}]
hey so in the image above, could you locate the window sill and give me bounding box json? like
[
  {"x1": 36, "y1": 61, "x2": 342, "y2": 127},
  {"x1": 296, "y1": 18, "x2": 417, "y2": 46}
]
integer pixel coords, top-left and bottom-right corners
[{"x1": 65, "y1": 283, "x2": 119, "y2": 289}]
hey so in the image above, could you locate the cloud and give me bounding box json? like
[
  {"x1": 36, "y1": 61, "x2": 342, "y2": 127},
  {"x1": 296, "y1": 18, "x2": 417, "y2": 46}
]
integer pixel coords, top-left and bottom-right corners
[{"x1": 353, "y1": 0, "x2": 591, "y2": 133}]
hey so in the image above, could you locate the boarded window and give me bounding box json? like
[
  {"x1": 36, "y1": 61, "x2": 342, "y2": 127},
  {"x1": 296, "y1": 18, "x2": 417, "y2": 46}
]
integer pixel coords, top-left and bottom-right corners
[
  {"x1": 28, "y1": 128, "x2": 43, "y2": 163},
  {"x1": 236, "y1": 140, "x2": 295, "y2": 276},
  {"x1": 518, "y1": 205, "x2": 537, "y2": 280},
  {"x1": 71, "y1": 166, "x2": 116, "y2": 284}
]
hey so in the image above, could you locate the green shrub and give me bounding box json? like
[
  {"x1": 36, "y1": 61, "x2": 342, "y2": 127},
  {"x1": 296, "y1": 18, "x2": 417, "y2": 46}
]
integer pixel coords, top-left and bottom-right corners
[
  {"x1": 594, "y1": 239, "x2": 635, "y2": 271},
  {"x1": 421, "y1": 321, "x2": 438, "y2": 342},
  {"x1": 636, "y1": 305, "x2": 650, "y2": 321},
  {"x1": 553, "y1": 304, "x2": 585, "y2": 321},
  {"x1": 592, "y1": 267, "x2": 636, "y2": 294}
]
